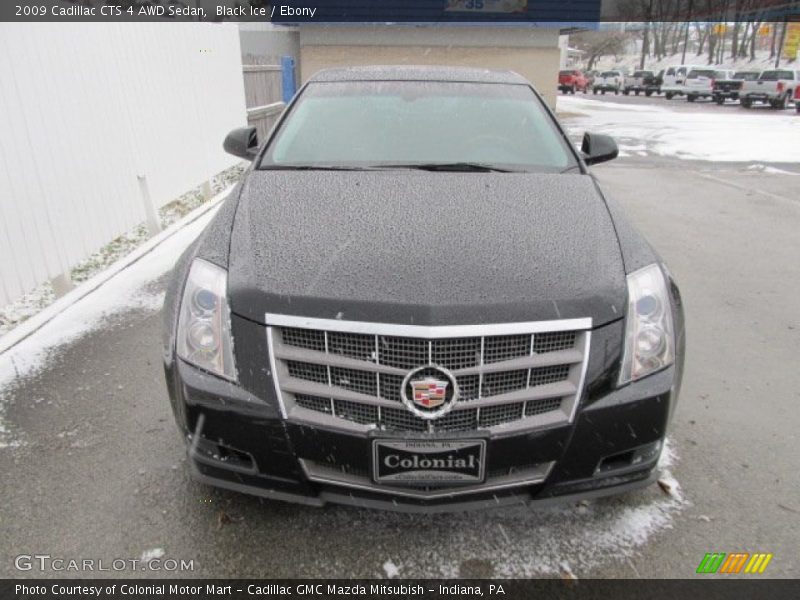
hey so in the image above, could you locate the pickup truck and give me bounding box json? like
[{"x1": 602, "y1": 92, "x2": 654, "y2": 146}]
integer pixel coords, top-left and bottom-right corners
[
  {"x1": 740, "y1": 69, "x2": 800, "y2": 109},
  {"x1": 592, "y1": 70, "x2": 624, "y2": 95},
  {"x1": 683, "y1": 69, "x2": 734, "y2": 102},
  {"x1": 558, "y1": 69, "x2": 589, "y2": 94},
  {"x1": 622, "y1": 70, "x2": 661, "y2": 96},
  {"x1": 711, "y1": 71, "x2": 761, "y2": 104}
]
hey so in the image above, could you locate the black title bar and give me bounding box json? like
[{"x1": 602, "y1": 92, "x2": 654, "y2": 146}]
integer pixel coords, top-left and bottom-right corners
[
  {"x1": 2, "y1": 0, "x2": 800, "y2": 23},
  {"x1": 3, "y1": 579, "x2": 800, "y2": 600}
]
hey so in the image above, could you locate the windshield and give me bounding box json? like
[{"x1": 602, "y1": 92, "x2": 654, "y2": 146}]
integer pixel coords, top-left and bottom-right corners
[
  {"x1": 559, "y1": 70, "x2": 576, "y2": 76},
  {"x1": 261, "y1": 80, "x2": 577, "y2": 172},
  {"x1": 734, "y1": 72, "x2": 760, "y2": 80},
  {"x1": 633, "y1": 71, "x2": 652, "y2": 77},
  {"x1": 688, "y1": 70, "x2": 715, "y2": 79},
  {"x1": 601, "y1": 71, "x2": 618, "y2": 77},
  {"x1": 760, "y1": 70, "x2": 793, "y2": 81}
]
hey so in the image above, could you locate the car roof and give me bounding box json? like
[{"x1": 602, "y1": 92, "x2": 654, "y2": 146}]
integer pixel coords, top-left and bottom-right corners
[{"x1": 307, "y1": 65, "x2": 530, "y2": 85}]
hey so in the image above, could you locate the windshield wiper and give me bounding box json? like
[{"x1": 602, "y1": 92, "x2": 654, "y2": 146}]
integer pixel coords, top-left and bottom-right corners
[
  {"x1": 376, "y1": 162, "x2": 518, "y2": 173},
  {"x1": 260, "y1": 165, "x2": 383, "y2": 171}
]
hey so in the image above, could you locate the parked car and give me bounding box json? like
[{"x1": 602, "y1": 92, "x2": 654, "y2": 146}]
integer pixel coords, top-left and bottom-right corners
[
  {"x1": 592, "y1": 70, "x2": 624, "y2": 94},
  {"x1": 662, "y1": 64, "x2": 706, "y2": 99},
  {"x1": 683, "y1": 69, "x2": 734, "y2": 102},
  {"x1": 558, "y1": 69, "x2": 589, "y2": 94},
  {"x1": 740, "y1": 69, "x2": 800, "y2": 109},
  {"x1": 712, "y1": 71, "x2": 761, "y2": 104},
  {"x1": 163, "y1": 66, "x2": 685, "y2": 512},
  {"x1": 623, "y1": 70, "x2": 661, "y2": 96}
]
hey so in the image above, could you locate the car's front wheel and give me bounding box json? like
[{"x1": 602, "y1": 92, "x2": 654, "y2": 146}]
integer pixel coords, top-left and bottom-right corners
[
  {"x1": 741, "y1": 98, "x2": 752, "y2": 108},
  {"x1": 687, "y1": 94, "x2": 696, "y2": 102},
  {"x1": 665, "y1": 92, "x2": 674, "y2": 100}
]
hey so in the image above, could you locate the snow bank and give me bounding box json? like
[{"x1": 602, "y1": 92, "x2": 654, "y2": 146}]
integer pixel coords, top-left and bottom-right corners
[
  {"x1": 559, "y1": 95, "x2": 800, "y2": 163},
  {"x1": 0, "y1": 200, "x2": 221, "y2": 448}
]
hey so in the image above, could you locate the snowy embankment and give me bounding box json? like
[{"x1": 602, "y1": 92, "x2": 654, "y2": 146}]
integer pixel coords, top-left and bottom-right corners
[
  {"x1": 558, "y1": 95, "x2": 800, "y2": 164},
  {"x1": 0, "y1": 197, "x2": 223, "y2": 448}
]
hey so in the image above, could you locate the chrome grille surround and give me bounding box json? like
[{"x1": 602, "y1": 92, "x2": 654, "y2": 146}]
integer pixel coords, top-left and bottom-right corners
[{"x1": 266, "y1": 314, "x2": 592, "y2": 436}]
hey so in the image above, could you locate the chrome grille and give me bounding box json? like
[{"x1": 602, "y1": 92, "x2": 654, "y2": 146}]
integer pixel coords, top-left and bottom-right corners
[{"x1": 267, "y1": 315, "x2": 591, "y2": 436}]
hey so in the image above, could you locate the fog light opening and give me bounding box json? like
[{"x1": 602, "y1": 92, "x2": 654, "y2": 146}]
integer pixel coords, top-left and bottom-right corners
[{"x1": 596, "y1": 440, "x2": 662, "y2": 475}]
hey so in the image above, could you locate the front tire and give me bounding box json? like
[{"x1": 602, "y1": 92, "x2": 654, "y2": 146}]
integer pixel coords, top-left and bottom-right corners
[
  {"x1": 665, "y1": 92, "x2": 674, "y2": 100},
  {"x1": 593, "y1": 87, "x2": 598, "y2": 95},
  {"x1": 715, "y1": 96, "x2": 725, "y2": 105},
  {"x1": 570, "y1": 85, "x2": 576, "y2": 95},
  {"x1": 645, "y1": 90, "x2": 653, "y2": 97},
  {"x1": 687, "y1": 94, "x2": 696, "y2": 102},
  {"x1": 741, "y1": 98, "x2": 751, "y2": 108}
]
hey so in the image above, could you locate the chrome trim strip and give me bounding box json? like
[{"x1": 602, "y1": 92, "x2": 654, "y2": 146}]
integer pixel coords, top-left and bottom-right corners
[
  {"x1": 265, "y1": 313, "x2": 593, "y2": 337},
  {"x1": 568, "y1": 331, "x2": 592, "y2": 424},
  {"x1": 299, "y1": 459, "x2": 554, "y2": 500},
  {"x1": 266, "y1": 327, "x2": 288, "y2": 419}
]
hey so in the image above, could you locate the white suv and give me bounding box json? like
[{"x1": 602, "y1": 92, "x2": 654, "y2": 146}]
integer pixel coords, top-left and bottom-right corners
[{"x1": 662, "y1": 64, "x2": 706, "y2": 99}]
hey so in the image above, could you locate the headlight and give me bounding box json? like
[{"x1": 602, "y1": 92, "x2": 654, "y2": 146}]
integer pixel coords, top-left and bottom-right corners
[
  {"x1": 176, "y1": 259, "x2": 237, "y2": 381},
  {"x1": 618, "y1": 263, "x2": 675, "y2": 385}
]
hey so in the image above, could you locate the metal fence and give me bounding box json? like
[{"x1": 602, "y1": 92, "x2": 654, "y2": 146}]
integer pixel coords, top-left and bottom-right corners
[{"x1": 0, "y1": 22, "x2": 248, "y2": 308}]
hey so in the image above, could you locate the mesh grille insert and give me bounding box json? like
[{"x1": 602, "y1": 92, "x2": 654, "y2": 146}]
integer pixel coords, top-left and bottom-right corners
[
  {"x1": 482, "y1": 369, "x2": 529, "y2": 397},
  {"x1": 432, "y1": 337, "x2": 481, "y2": 370},
  {"x1": 378, "y1": 336, "x2": 428, "y2": 369},
  {"x1": 525, "y1": 397, "x2": 563, "y2": 417},
  {"x1": 328, "y1": 332, "x2": 375, "y2": 362},
  {"x1": 484, "y1": 334, "x2": 531, "y2": 364},
  {"x1": 296, "y1": 394, "x2": 332, "y2": 414},
  {"x1": 282, "y1": 328, "x2": 325, "y2": 352},
  {"x1": 479, "y1": 403, "x2": 525, "y2": 428},
  {"x1": 529, "y1": 364, "x2": 571, "y2": 387},
  {"x1": 287, "y1": 361, "x2": 328, "y2": 385},
  {"x1": 534, "y1": 331, "x2": 577, "y2": 353},
  {"x1": 334, "y1": 400, "x2": 378, "y2": 425},
  {"x1": 330, "y1": 366, "x2": 377, "y2": 397}
]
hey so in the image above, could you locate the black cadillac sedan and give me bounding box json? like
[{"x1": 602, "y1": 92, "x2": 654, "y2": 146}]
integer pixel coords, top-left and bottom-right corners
[{"x1": 163, "y1": 66, "x2": 685, "y2": 512}]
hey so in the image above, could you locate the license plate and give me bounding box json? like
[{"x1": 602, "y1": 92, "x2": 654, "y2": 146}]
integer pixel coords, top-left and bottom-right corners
[{"x1": 372, "y1": 439, "x2": 485, "y2": 485}]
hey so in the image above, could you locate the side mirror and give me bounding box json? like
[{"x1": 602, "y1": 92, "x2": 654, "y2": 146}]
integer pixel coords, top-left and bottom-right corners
[
  {"x1": 223, "y1": 127, "x2": 258, "y2": 161},
  {"x1": 581, "y1": 132, "x2": 618, "y2": 166}
]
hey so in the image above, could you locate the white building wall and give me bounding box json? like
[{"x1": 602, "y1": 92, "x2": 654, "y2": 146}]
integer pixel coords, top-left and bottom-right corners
[{"x1": 0, "y1": 23, "x2": 248, "y2": 307}]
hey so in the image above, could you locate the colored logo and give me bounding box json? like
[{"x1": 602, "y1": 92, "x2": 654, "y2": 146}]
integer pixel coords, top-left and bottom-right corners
[
  {"x1": 696, "y1": 552, "x2": 773, "y2": 574},
  {"x1": 411, "y1": 378, "x2": 449, "y2": 409},
  {"x1": 401, "y1": 366, "x2": 459, "y2": 419}
]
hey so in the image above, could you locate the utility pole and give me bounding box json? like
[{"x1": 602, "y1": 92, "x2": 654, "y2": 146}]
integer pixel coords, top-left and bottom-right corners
[{"x1": 681, "y1": 0, "x2": 695, "y2": 65}]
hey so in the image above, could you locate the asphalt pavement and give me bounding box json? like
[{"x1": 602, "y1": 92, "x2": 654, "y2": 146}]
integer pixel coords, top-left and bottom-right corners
[{"x1": 1, "y1": 152, "x2": 798, "y2": 578}]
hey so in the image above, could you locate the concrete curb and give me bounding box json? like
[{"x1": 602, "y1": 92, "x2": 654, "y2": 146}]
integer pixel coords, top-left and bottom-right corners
[{"x1": 0, "y1": 186, "x2": 233, "y2": 358}]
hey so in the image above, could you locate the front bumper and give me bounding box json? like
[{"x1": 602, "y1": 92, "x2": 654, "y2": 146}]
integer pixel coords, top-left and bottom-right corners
[{"x1": 164, "y1": 316, "x2": 680, "y2": 512}]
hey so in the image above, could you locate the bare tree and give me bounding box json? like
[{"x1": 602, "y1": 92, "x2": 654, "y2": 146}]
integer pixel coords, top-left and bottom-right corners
[{"x1": 571, "y1": 31, "x2": 630, "y2": 70}]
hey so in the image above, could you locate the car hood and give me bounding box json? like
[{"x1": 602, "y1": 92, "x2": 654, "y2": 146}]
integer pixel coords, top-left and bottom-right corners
[{"x1": 228, "y1": 171, "x2": 626, "y2": 327}]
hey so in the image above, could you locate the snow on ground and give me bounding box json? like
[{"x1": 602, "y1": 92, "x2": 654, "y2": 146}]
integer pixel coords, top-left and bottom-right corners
[
  {"x1": 0, "y1": 203, "x2": 221, "y2": 448},
  {"x1": 559, "y1": 95, "x2": 800, "y2": 163}
]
